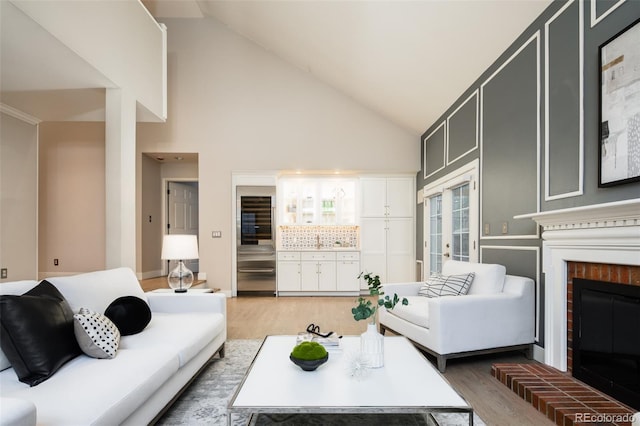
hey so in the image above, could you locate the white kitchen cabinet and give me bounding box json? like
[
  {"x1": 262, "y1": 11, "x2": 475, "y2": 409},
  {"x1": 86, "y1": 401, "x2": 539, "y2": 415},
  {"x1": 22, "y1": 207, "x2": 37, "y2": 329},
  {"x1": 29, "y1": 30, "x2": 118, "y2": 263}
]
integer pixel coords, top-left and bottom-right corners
[
  {"x1": 301, "y1": 252, "x2": 336, "y2": 291},
  {"x1": 276, "y1": 252, "x2": 301, "y2": 291},
  {"x1": 360, "y1": 176, "x2": 415, "y2": 287},
  {"x1": 277, "y1": 250, "x2": 359, "y2": 295},
  {"x1": 360, "y1": 177, "x2": 414, "y2": 218},
  {"x1": 360, "y1": 217, "x2": 414, "y2": 286},
  {"x1": 336, "y1": 251, "x2": 361, "y2": 292},
  {"x1": 279, "y1": 178, "x2": 356, "y2": 225}
]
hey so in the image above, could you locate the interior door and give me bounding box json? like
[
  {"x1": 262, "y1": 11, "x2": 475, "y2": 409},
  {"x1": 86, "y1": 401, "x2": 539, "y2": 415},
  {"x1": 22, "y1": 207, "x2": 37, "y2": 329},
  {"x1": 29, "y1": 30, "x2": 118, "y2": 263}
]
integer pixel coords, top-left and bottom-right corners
[
  {"x1": 167, "y1": 181, "x2": 199, "y2": 274},
  {"x1": 423, "y1": 163, "x2": 478, "y2": 276}
]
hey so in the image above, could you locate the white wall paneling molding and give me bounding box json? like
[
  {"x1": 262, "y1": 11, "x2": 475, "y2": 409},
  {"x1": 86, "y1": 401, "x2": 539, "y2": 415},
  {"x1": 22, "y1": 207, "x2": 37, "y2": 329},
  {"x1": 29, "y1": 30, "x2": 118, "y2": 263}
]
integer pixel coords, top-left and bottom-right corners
[
  {"x1": 446, "y1": 89, "x2": 479, "y2": 166},
  {"x1": 423, "y1": 121, "x2": 447, "y2": 179},
  {"x1": 591, "y1": 0, "x2": 626, "y2": 28},
  {"x1": 544, "y1": 0, "x2": 584, "y2": 201},
  {"x1": 480, "y1": 31, "x2": 541, "y2": 240}
]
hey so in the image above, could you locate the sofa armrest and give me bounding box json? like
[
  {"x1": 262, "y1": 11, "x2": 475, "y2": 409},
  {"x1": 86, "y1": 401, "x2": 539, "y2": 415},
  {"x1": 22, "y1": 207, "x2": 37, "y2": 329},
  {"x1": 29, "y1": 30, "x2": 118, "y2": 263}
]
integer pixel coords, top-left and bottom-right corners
[
  {"x1": 379, "y1": 282, "x2": 422, "y2": 298},
  {"x1": 146, "y1": 292, "x2": 226, "y2": 317},
  {"x1": 0, "y1": 397, "x2": 37, "y2": 426}
]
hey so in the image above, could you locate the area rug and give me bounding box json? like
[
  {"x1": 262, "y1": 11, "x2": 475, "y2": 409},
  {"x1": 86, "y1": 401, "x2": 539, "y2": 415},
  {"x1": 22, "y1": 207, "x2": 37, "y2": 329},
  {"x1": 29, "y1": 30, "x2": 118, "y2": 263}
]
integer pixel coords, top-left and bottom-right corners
[{"x1": 156, "y1": 340, "x2": 485, "y2": 426}]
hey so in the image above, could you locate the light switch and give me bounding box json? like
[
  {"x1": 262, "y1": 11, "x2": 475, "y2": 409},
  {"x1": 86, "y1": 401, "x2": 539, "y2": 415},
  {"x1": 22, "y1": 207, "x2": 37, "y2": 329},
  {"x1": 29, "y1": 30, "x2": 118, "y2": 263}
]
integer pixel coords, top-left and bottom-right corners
[
  {"x1": 502, "y1": 222, "x2": 508, "y2": 234},
  {"x1": 212, "y1": 231, "x2": 222, "y2": 238}
]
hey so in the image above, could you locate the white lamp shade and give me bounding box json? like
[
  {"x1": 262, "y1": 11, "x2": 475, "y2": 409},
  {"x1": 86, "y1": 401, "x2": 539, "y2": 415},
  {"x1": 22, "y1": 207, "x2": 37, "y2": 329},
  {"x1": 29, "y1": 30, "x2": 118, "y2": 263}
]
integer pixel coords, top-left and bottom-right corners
[{"x1": 161, "y1": 235, "x2": 199, "y2": 260}]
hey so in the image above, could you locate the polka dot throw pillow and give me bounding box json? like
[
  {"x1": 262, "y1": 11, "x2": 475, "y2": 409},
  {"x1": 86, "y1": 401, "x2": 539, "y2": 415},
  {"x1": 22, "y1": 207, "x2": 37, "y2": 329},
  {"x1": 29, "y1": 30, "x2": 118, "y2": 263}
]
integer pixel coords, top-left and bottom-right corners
[{"x1": 73, "y1": 307, "x2": 120, "y2": 359}]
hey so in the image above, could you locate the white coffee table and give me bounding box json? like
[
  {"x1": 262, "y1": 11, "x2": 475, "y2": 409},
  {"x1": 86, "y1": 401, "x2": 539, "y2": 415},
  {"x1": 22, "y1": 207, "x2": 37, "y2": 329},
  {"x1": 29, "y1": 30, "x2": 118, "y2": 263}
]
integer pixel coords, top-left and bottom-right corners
[{"x1": 228, "y1": 335, "x2": 473, "y2": 425}]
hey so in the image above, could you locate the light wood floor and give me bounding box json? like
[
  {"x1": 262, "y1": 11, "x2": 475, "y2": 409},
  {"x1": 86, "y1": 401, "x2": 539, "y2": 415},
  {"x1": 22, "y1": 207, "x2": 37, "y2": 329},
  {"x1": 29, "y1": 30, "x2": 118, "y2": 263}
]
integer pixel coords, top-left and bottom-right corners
[{"x1": 226, "y1": 295, "x2": 554, "y2": 426}]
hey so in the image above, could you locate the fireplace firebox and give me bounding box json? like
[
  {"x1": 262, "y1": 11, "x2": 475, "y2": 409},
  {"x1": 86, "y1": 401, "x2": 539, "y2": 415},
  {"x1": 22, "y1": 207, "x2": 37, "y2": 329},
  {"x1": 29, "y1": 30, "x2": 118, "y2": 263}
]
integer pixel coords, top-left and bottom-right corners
[{"x1": 572, "y1": 278, "x2": 640, "y2": 409}]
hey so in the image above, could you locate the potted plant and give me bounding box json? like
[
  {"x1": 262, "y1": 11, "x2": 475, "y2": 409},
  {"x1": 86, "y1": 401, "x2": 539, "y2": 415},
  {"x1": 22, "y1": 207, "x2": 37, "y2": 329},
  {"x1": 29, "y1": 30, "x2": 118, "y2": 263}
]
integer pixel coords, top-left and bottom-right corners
[
  {"x1": 351, "y1": 272, "x2": 408, "y2": 368},
  {"x1": 289, "y1": 341, "x2": 329, "y2": 371}
]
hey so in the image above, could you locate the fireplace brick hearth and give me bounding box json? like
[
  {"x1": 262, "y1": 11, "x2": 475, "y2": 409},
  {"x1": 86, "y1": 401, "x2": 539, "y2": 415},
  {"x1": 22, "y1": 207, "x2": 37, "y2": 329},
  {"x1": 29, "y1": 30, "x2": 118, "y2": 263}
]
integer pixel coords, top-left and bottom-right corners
[
  {"x1": 566, "y1": 261, "x2": 640, "y2": 373},
  {"x1": 492, "y1": 363, "x2": 637, "y2": 425}
]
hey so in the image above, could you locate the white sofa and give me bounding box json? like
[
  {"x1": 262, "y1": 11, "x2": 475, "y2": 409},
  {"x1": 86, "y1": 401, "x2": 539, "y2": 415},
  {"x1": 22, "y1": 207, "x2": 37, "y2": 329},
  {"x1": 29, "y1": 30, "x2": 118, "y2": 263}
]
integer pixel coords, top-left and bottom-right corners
[
  {"x1": 378, "y1": 260, "x2": 535, "y2": 372},
  {"x1": 0, "y1": 267, "x2": 226, "y2": 425}
]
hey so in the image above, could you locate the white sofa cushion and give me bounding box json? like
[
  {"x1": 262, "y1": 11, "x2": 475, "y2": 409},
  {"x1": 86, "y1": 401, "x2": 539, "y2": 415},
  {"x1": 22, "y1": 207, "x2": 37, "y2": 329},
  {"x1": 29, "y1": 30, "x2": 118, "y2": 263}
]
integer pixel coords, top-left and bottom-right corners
[
  {"x1": 442, "y1": 260, "x2": 506, "y2": 295},
  {"x1": 120, "y1": 312, "x2": 225, "y2": 367},
  {"x1": 386, "y1": 296, "x2": 430, "y2": 328},
  {"x1": 0, "y1": 347, "x2": 179, "y2": 425},
  {"x1": 418, "y1": 272, "x2": 474, "y2": 297},
  {"x1": 74, "y1": 308, "x2": 120, "y2": 359},
  {"x1": 0, "y1": 397, "x2": 36, "y2": 426},
  {"x1": 47, "y1": 268, "x2": 147, "y2": 314}
]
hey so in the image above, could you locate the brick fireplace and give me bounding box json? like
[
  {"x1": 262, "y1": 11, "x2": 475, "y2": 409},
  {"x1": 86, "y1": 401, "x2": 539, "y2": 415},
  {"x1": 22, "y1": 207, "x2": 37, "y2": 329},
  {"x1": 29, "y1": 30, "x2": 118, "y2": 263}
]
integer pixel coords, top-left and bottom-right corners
[
  {"x1": 520, "y1": 198, "x2": 640, "y2": 372},
  {"x1": 500, "y1": 200, "x2": 640, "y2": 423}
]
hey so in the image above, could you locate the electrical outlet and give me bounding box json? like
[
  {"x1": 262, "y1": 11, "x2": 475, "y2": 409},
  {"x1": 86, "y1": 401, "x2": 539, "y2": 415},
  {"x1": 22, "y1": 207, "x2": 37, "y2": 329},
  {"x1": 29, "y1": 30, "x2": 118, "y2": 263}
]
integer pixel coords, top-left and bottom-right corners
[
  {"x1": 1, "y1": 268, "x2": 7, "y2": 279},
  {"x1": 502, "y1": 222, "x2": 508, "y2": 234},
  {"x1": 212, "y1": 231, "x2": 222, "y2": 238},
  {"x1": 54, "y1": 258, "x2": 59, "y2": 266},
  {"x1": 484, "y1": 223, "x2": 490, "y2": 235}
]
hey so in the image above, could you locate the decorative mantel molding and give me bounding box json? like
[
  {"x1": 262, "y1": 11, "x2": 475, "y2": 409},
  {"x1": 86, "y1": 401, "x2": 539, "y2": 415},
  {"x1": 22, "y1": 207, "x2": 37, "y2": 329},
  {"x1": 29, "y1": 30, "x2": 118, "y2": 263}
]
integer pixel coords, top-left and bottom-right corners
[{"x1": 515, "y1": 198, "x2": 640, "y2": 231}]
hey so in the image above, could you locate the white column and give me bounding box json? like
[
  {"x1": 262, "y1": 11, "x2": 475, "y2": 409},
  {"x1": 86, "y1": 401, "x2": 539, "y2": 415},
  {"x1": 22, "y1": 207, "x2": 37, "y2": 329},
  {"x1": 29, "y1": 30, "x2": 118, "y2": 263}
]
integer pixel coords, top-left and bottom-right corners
[{"x1": 105, "y1": 89, "x2": 137, "y2": 270}]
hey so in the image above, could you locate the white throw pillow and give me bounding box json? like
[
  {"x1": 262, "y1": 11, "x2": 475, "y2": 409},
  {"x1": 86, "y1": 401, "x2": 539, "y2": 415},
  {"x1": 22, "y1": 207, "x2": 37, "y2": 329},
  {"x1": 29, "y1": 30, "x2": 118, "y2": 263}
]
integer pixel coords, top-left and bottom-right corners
[
  {"x1": 418, "y1": 272, "x2": 475, "y2": 298},
  {"x1": 442, "y1": 260, "x2": 506, "y2": 295},
  {"x1": 48, "y1": 267, "x2": 147, "y2": 314},
  {"x1": 74, "y1": 308, "x2": 120, "y2": 359}
]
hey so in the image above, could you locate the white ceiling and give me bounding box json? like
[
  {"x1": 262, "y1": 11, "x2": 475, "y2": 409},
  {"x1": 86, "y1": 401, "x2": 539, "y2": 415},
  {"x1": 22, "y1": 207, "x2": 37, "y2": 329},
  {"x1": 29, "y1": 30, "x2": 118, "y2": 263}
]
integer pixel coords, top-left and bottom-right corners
[
  {"x1": 1, "y1": 0, "x2": 552, "y2": 134},
  {"x1": 147, "y1": 0, "x2": 553, "y2": 135}
]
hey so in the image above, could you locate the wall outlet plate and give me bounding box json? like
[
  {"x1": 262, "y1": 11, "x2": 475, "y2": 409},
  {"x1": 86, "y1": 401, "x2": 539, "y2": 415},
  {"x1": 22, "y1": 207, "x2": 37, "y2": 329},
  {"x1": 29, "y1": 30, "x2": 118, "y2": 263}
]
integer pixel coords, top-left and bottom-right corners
[{"x1": 1, "y1": 268, "x2": 7, "y2": 279}]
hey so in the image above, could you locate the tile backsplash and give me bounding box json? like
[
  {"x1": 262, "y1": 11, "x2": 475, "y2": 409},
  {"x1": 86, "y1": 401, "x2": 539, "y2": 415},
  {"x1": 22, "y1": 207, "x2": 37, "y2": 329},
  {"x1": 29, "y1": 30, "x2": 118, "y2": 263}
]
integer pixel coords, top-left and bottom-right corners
[{"x1": 279, "y1": 225, "x2": 359, "y2": 250}]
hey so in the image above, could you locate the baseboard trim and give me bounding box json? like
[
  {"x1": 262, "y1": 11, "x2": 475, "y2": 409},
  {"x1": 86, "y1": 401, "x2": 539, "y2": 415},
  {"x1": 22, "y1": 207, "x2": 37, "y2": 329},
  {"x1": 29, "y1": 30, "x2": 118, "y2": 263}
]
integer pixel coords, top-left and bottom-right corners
[{"x1": 138, "y1": 270, "x2": 163, "y2": 280}]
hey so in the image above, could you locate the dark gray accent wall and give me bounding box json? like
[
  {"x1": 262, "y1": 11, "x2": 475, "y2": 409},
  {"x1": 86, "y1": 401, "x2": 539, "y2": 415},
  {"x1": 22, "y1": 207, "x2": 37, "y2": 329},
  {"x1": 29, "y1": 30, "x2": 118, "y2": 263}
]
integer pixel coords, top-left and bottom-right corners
[
  {"x1": 594, "y1": 0, "x2": 624, "y2": 20},
  {"x1": 547, "y1": 0, "x2": 582, "y2": 197},
  {"x1": 447, "y1": 92, "x2": 478, "y2": 164},
  {"x1": 416, "y1": 0, "x2": 640, "y2": 348},
  {"x1": 423, "y1": 123, "x2": 446, "y2": 177},
  {"x1": 481, "y1": 37, "x2": 539, "y2": 238}
]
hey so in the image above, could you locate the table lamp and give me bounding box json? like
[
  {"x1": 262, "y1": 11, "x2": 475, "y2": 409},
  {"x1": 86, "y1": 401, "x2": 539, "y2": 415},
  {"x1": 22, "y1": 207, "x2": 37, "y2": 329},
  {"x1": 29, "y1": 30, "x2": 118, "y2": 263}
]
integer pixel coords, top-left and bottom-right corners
[{"x1": 161, "y1": 234, "x2": 199, "y2": 293}]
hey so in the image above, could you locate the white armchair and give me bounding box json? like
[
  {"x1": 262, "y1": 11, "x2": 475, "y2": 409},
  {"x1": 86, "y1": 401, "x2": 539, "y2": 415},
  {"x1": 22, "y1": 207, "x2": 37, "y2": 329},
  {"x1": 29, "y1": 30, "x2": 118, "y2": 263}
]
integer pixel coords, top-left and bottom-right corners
[{"x1": 378, "y1": 260, "x2": 535, "y2": 372}]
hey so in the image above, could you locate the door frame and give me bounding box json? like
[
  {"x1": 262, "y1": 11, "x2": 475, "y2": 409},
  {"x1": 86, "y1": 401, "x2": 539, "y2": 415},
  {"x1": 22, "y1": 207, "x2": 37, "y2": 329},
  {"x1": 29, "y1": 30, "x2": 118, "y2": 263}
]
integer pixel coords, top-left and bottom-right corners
[
  {"x1": 161, "y1": 178, "x2": 199, "y2": 276},
  {"x1": 423, "y1": 159, "x2": 479, "y2": 276}
]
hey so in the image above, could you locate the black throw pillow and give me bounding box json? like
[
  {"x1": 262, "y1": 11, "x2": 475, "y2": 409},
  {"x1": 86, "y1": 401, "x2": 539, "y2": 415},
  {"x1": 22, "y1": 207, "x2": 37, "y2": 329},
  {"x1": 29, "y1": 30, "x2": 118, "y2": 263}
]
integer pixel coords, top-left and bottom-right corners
[
  {"x1": 0, "y1": 280, "x2": 81, "y2": 386},
  {"x1": 104, "y1": 296, "x2": 151, "y2": 336}
]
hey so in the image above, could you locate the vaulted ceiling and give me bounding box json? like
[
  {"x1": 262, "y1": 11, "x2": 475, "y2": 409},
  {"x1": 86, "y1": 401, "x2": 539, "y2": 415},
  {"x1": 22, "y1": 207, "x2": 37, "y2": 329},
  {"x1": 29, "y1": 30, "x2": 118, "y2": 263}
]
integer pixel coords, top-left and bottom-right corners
[
  {"x1": 1, "y1": 0, "x2": 552, "y2": 134},
  {"x1": 145, "y1": 0, "x2": 552, "y2": 135}
]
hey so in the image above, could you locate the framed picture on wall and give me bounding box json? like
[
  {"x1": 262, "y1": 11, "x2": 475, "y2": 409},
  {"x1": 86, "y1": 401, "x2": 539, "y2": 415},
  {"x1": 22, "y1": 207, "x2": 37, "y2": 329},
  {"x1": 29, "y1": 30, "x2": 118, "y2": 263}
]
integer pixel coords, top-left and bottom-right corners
[{"x1": 598, "y1": 18, "x2": 640, "y2": 187}]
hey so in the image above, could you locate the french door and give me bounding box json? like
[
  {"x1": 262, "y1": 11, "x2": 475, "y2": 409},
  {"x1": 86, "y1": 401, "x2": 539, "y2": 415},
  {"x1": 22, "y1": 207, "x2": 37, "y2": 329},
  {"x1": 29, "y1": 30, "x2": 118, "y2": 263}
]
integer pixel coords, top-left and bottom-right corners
[{"x1": 423, "y1": 161, "x2": 478, "y2": 276}]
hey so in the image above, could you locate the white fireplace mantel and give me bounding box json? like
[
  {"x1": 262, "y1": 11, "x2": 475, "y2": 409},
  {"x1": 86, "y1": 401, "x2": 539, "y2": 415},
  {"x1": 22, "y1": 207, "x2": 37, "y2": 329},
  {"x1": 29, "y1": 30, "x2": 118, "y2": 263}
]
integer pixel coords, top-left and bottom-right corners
[{"x1": 517, "y1": 198, "x2": 640, "y2": 371}]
